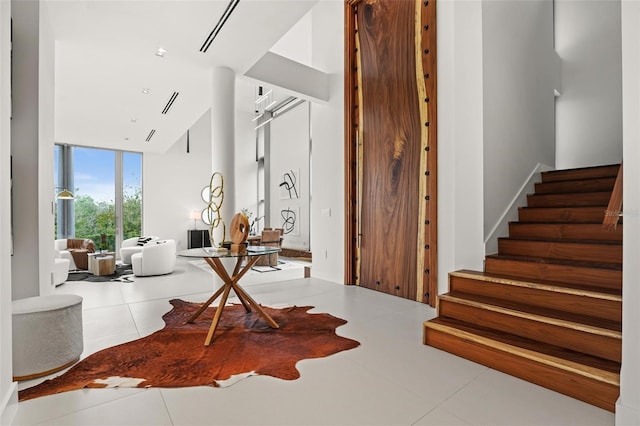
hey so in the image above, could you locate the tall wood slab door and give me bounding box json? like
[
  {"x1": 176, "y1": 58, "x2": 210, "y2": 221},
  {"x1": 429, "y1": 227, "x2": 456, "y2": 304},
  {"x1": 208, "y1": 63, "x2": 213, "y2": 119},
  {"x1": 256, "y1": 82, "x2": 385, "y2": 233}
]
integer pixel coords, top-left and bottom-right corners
[{"x1": 345, "y1": 0, "x2": 437, "y2": 305}]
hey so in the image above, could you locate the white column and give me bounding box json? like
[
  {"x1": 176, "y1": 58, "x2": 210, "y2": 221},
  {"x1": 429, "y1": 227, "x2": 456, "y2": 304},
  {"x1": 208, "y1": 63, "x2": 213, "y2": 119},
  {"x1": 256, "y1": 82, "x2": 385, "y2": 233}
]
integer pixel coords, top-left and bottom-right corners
[
  {"x1": 1, "y1": 0, "x2": 17, "y2": 424},
  {"x1": 210, "y1": 67, "x2": 235, "y2": 244},
  {"x1": 617, "y1": 1, "x2": 640, "y2": 424}
]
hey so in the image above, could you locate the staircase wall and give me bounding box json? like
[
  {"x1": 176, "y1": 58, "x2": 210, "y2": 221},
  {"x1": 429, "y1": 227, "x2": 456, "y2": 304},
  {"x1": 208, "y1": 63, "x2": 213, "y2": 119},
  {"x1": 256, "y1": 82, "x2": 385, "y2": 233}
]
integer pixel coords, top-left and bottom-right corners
[
  {"x1": 555, "y1": 0, "x2": 623, "y2": 169},
  {"x1": 482, "y1": 0, "x2": 558, "y2": 240}
]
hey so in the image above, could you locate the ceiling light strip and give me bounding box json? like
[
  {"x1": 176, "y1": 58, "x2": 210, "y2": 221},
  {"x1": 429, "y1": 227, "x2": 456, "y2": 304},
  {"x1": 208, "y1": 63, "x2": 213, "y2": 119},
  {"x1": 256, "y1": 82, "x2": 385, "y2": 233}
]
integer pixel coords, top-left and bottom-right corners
[
  {"x1": 162, "y1": 91, "x2": 179, "y2": 114},
  {"x1": 146, "y1": 129, "x2": 157, "y2": 142},
  {"x1": 199, "y1": 0, "x2": 240, "y2": 53}
]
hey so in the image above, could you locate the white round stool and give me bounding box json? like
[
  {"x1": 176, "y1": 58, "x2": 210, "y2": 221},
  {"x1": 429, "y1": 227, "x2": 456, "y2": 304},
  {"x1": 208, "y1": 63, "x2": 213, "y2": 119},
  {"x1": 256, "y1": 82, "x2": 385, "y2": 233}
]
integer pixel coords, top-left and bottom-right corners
[{"x1": 12, "y1": 294, "x2": 83, "y2": 381}]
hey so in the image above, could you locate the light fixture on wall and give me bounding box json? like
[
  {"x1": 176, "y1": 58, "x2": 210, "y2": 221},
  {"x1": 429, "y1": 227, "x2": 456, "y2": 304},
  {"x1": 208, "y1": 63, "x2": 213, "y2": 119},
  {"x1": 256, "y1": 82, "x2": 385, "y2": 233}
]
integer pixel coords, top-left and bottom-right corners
[
  {"x1": 56, "y1": 188, "x2": 74, "y2": 199},
  {"x1": 190, "y1": 210, "x2": 200, "y2": 229}
]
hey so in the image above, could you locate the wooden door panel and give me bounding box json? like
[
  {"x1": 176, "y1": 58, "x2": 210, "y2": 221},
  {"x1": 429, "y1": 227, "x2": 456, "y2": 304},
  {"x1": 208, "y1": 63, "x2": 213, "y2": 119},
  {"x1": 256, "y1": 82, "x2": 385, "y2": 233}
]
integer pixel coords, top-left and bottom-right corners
[
  {"x1": 345, "y1": 0, "x2": 436, "y2": 304},
  {"x1": 357, "y1": 0, "x2": 420, "y2": 299}
]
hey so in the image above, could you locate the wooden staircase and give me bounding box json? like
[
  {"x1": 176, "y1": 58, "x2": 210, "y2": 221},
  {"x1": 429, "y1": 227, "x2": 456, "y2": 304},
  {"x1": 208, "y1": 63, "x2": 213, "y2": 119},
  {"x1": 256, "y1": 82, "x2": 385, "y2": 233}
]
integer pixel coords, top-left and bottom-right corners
[{"x1": 423, "y1": 164, "x2": 622, "y2": 412}]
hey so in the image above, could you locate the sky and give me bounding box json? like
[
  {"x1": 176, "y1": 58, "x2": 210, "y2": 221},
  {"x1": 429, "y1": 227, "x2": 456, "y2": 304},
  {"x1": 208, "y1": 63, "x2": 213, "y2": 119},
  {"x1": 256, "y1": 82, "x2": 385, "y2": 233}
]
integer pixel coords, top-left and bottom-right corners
[{"x1": 55, "y1": 146, "x2": 141, "y2": 203}]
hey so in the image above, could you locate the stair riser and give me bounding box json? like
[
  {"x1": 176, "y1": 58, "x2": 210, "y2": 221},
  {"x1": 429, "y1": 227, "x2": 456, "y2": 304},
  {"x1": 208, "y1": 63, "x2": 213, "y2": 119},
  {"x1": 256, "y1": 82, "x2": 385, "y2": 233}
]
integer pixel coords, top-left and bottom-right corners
[
  {"x1": 527, "y1": 192, "x2": 612, "y2": 208},
  {"x1": 423, "y1": 326, "x2": 618, "y2": 412},
  {"x1": 485, "y1": 258, "x2": 621, "y2": 290},
  {"x1": 449, "y1": 276, "x2": 621, "y2": 323},
  {"x1": 498, "y1": 240, "x2": 622, "y2": 264},
  {"x1": 508, "y1": 223, "x2": 622, "y2": 242},
  {"x1": 541, "y1": 165, "x2": 620, "y2": 183},
  {"x1": 518, "y1": 207, "x2": 607, "y2": 223},
  {"x1": 438, "y1": 300, "x2": 621, "y2": 362}
]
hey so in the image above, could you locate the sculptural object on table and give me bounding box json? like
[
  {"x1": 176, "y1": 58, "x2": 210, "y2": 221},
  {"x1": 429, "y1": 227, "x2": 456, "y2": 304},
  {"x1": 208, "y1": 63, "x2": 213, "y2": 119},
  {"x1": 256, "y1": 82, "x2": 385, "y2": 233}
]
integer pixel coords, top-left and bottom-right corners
[{"x1": 201, "y1": 172, "x2": 226, "y2": 248}]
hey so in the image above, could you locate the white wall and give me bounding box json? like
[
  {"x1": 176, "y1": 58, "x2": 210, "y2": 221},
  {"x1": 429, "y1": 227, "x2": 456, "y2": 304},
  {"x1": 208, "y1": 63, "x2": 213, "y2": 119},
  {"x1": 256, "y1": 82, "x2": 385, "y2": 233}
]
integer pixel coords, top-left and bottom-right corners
[
  {"x1": 482, "y1": 0, "x2": 556, "y2": 243},
  {"x1": 11, "y1": 0, "x2": 42, "y2": 300},
  {"x1": 617, "y1": 1, "x2": 640, "y2": 423},
  {"x1": 234, "y1": 108, "x2": 259, "y2": 221},
  {"x1": 436, "y1": 0, "x2": 486, "y2": 296},
  {"x1": 270, "y1": 102, "x2": 310, "y2": 251},
  {"x1": 310, "y1": 1, "x2": 344, "y2": 283},
  {"x1": 38, "y1": 2, "x2": 55, "y2": 296},
  {"x1": 0, "y1": 0, "x2": 17, "y2": 423},
  {"x1": 555, "y1": 0, "x2": 623, "y2": 169},
  {"x1": 143, "y1": 109, "x2": 212, "y2": 250},
  {"x1": 270, "y1": 11, "x2": 312, "y2": 67}
]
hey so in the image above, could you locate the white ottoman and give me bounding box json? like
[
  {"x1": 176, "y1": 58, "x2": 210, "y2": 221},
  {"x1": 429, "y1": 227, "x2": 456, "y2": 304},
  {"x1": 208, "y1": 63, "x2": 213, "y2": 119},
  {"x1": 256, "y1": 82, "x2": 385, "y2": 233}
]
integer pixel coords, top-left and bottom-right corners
[
  {"x1": 12, "y1": 294, "x2": 83, "y2": 381},
  {"x1": 53, "y1": 258, "x2": 70, "y2": 286}
]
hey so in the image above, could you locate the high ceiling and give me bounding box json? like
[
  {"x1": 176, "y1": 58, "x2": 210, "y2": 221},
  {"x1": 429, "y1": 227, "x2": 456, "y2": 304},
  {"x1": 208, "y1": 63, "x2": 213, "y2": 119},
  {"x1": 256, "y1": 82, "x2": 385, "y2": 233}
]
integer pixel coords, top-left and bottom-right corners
[{"x1": 45, "y1": 0, "x2": 318, "y2": 153}]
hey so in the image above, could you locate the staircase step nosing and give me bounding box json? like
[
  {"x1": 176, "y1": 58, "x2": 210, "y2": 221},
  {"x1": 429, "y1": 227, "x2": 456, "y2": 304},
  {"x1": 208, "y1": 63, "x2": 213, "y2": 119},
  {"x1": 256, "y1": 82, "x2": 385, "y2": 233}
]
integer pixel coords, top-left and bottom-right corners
[
  {"x1": 450, "y1": 271, "x2": 621, "y2": 302},
  {"x1": 439, "y1": 294, "x2": 621, "y2": 339},
  {"x1": 424, "y1": 321, "x2": 620, "y2": 386}
]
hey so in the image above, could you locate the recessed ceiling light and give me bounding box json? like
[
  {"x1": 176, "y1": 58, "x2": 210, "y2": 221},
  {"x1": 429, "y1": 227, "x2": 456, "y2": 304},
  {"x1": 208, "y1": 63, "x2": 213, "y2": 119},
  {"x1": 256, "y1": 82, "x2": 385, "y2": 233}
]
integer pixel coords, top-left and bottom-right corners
[
  {"x1": 124, "y1": 137, "x2": 129, "y2": 141},
  {"x1": 131, "y1": 118, "x2": 137, "y2": 123},
  {"x1": 141, "y1": 88, "x2": 150, "y2": 94},
  {"x1": 155, "y1": 47, "x2": 167, "y2": 57}
]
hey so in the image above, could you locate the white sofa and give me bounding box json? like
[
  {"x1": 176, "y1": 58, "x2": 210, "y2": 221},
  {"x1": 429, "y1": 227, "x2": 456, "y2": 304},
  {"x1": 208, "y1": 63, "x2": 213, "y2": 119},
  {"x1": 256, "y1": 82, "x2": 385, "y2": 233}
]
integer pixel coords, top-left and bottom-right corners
[
  {"x1": 119, "y1": 236, "x2": 159, "y2": 264},
  {"x1": 131, "y1": 239, "x2": 176, "y2": 277}
]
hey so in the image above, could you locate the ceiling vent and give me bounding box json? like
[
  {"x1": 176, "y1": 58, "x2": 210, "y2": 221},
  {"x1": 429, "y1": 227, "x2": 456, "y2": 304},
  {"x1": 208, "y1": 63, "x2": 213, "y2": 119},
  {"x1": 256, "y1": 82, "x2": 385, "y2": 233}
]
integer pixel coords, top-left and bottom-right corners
[
  {"x1": 200, "y1": 0, "x2": 240, "y2": 53},
  {"x1": 162, "y1": 91, "x2": 179, "y2": 114},
  {"x1": 146, "y1": 129, "x2": 156, "y2": 142}
]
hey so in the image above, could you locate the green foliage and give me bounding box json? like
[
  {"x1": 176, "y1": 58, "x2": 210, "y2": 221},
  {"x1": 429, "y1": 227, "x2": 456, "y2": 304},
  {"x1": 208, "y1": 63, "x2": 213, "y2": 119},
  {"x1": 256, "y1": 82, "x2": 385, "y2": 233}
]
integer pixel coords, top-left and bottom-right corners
[{"x1": 69, "y1": 187, "x2": 142, "y2": 251}]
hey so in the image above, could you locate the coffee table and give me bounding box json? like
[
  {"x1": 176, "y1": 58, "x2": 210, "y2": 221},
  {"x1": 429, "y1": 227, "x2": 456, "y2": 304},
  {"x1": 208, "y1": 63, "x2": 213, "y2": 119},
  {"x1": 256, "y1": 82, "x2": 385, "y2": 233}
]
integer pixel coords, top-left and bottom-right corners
[
  {"x1": 178, "y1": 246, "x2": 281, "y2": 346},
  {"x1": 87, "y1": 252, "x2": 116, "y2": 276}
]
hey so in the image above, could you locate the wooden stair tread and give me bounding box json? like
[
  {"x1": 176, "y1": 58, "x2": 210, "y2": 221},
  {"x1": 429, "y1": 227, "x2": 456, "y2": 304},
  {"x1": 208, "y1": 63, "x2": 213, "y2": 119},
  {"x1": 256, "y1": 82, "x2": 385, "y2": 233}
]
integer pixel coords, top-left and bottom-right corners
[
  {"x1": 526, "y1": 191, "x2": 612, "y2": 208},
  {"x1": 441, "y1": 292, "x2": 621, "y2": 335},
  {"x1": 450, "y1": 270, "x2": 622, "y2": 299},
  {"x1": 508, "y1": 223, "x2": 622, "y2": 242},
  {"x1": 498, "y1": 236, "x2": 622, "y2": 246},
  {"x1": 534, "y1": 177, "x2": 616, "y2": 194},
  {"x1": 486, "y1": 253, "x2": 622, "y2": 271},
  {"x1": 518, "y1": 206, "x2": 609, "y2": 223},
  {"x1": 425, "y1": 317, "x2": 621, "y2": 380},
  {"x1": 541, "y1": 164, "x2": 621, "y2": 183}
]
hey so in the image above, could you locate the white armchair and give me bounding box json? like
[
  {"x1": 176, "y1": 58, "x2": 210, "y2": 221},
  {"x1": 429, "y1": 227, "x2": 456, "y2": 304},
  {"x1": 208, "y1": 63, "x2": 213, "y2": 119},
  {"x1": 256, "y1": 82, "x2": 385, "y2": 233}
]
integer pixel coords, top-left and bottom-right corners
[
  {"x1": 131, "y1": 239, "x2": 176, "y2": 277},
  {"x1": 53, "y1": 250, "x2": 70, "y2": 286},
  {"x1": 54, "y1": 239, "x2": 77, "y2": 270},
  {"x1": 119, "y1": 236, "x2": 159, "y2": 264}
]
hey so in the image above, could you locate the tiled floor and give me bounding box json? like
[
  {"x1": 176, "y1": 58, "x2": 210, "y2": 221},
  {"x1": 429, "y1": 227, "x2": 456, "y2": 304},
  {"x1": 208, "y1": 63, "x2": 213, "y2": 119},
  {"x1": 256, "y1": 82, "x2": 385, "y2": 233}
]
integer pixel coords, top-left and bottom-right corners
[{"x1": 12, "y1": 257, "x2": 614, "y2": 426}]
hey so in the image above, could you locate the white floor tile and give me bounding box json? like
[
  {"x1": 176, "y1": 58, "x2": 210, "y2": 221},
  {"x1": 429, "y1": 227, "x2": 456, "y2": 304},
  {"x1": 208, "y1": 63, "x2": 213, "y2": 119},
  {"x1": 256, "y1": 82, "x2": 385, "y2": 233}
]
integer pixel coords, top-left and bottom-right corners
[
  {"x1": 413, "y1": 407, "x2": 472, "y2": 426},
  {"x1": 12, "y1": 388, "x2": 146, "y2": 426},
  {"x1": 32, "y1": 389, "x2": 172, "y2": 426},
  {"x1": 439, "y1": 368, "x2": 615, "y2": 426},
  {"x1": 54, "y1": 281, "x2": 125, "y2": 310},
  {"x1": 82, "y1": 304, "x2": 138, "y2": 340},
  {"x1": 16, "y1": 265, "x2": 615, "y2": 426}
]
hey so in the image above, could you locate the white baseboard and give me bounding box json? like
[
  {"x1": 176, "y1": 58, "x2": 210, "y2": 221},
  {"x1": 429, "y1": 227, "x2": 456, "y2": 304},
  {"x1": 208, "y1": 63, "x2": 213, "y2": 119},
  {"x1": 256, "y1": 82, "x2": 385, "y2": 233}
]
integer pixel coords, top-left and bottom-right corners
[
  {"x1": 484, "y1": 163, "x2": 555, "y2": 255},
  {"x1": 616, "y1": 398, "x2": 640, "y2": 425},
  {"x1": 0, "y1": 381, "x2": 18, "y2": 426}
]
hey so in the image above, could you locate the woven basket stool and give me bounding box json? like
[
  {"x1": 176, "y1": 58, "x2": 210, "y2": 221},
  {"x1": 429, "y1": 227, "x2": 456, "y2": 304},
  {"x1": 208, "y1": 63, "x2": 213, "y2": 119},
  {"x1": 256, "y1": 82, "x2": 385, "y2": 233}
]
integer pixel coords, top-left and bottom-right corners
[{"x1": 12, "y1": 294, "x2": 83, "y2": 381}]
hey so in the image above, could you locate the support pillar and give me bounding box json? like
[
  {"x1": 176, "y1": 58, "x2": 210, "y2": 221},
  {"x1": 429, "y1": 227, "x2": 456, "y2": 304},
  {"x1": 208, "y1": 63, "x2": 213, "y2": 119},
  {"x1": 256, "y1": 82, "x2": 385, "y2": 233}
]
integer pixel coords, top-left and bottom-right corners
[{"x1": 210, "y1": 67, "x2": 236, "y2": 244}]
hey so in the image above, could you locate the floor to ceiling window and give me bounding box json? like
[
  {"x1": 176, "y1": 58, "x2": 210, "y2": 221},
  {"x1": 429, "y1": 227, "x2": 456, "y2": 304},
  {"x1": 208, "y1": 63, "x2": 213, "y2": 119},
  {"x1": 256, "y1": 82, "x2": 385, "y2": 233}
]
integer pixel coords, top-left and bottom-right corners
[{"x1": 55, "y1": 144, "x2": 142, "y2": 253}]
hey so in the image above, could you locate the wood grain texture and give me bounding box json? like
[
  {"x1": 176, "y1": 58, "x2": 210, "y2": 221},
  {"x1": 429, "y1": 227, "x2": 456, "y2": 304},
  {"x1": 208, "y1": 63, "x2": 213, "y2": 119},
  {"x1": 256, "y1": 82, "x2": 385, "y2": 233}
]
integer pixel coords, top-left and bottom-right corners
[
  {"x1": 420, "y1": 0, "x2": 437, "y2": 305},
  {"x1": 541, "y1": 164, "x2": 620, "y2": 182},
  {"x1": 345, "y1": 0, "x2": 437, "y2": 304},
  {"x1": 518, "y1": 206, "x2": 608, "y2": 223},
  {"x1": 508, "y1": 223, "x2": 623, "y2": 241},
  {"x1": 449, "y1": 271, "x2": 622, "y2": 323},
  {"x1": 424, "y1": 320, "x2": 619, "y2": 411},
  {"x1": 357, "y1": 0, "x2": 421, "y2": 300},
  {"x1": 497, "y1": 238, "x2": 622, "y2": 264}
]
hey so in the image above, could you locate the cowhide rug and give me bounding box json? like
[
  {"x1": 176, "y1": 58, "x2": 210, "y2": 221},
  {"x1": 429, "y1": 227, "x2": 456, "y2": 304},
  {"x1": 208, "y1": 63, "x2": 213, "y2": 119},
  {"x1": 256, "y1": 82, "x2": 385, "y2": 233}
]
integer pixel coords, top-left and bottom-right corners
[{"x1": 19, "y1": 299, "x2": 360, "y2": 401}]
